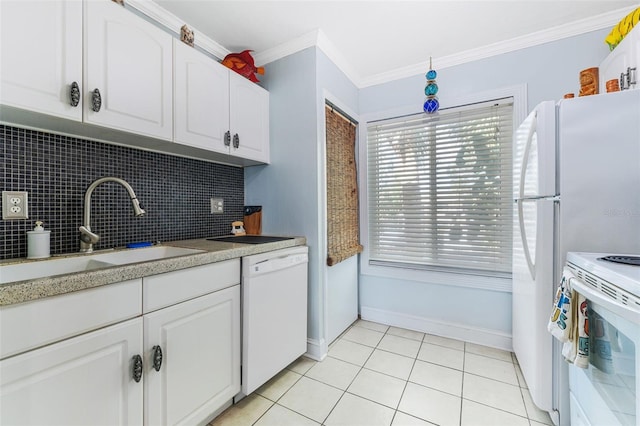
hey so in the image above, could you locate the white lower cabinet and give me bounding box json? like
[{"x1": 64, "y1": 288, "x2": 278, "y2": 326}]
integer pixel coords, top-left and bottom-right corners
[
  {"x1": 144, "y1": 285, "x2": 240, "y2": 426},
  {"x1": 0, "y1": 318, "x2": 144, "y2": 425},
  {"x1": 0, "y1": 260, "x2": 241, "y2": 426}
]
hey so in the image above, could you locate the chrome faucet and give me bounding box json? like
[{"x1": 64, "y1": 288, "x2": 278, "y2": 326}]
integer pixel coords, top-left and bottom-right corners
[{"x1": 79, "y1": 177, "x2": 146, "y2": 253}]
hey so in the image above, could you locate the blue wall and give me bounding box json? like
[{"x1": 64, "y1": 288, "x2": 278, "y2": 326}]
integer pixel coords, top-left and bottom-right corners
[
  {"x1": 357, "y1": 28, "x2": 613, "y2": 348},
  {"x1": 245, "y1": 46, "x2": 360, "y2": 355},
  {"x1": 248, "y1": 28, "x2": 615, "y2": 352}
]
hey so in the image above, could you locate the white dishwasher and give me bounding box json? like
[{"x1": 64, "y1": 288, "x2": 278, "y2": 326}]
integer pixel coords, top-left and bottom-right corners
[{"x1": 241, "y1": 245, "x2": 308, "y2": 395}]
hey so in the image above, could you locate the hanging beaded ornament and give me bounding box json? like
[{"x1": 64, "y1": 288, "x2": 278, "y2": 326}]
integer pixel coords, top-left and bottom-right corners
[{"x1": 423, "y1": 57, "x2": 439, "y2": 114}]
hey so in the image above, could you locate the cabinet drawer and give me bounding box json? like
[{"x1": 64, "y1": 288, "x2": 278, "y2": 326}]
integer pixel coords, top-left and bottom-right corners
[
  {"x1": 143, "y1": 259, "x2": 240, "y2": 313},
  {"x1": 0, "y1": 279, "x2": 142, "y2": 360}
]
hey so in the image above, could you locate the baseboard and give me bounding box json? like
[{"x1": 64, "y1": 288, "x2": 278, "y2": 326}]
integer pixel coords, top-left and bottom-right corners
[
  {"x1": 305, "y1": 337, "x2": 327, "y2": 361},
  {"x1": 360, "y1": 306, "x2": 512, "y2": 351}
]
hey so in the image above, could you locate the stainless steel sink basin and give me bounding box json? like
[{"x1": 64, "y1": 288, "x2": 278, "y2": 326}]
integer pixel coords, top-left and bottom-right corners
[
  {"x1": 0, "y1": 246, "x2": 205, "y2": 284},
  {"x1": 207, "y1": 235, "x2": 294, "y2": 244}
]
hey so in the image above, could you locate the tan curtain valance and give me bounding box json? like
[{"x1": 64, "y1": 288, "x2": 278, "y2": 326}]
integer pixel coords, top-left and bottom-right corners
[{"x1": 326, "y1": 105, "x2": 363, "y2": 266}]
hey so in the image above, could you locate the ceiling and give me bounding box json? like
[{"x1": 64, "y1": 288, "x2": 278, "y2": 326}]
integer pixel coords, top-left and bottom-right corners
[{"x1": 153, "y1": 1, "x2": 637, "y2": 87}]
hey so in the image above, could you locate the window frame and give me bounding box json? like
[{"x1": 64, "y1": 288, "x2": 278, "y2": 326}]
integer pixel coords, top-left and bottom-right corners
[{"x1": 358, "y1": 85, "x2": 527, "y2": 292}]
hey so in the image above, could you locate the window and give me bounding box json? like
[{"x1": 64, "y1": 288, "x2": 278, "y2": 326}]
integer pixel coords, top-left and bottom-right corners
[{"x1": 366, "y1": 98, "x2": 513, "y2": 277}]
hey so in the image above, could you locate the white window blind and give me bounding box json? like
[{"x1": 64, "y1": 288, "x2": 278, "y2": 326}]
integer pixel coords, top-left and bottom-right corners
[{"x1": 367, "y1": 98, "x2": 513, "y2": 277}]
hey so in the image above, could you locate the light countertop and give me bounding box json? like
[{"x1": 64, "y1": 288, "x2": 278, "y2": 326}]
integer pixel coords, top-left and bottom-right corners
[{"x1": 0, "y1": 237, "x2": 306, "y2": 306}]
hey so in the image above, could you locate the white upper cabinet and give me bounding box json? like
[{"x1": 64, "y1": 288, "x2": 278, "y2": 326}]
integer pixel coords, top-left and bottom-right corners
[
  {"x1": 229, "y1": 71, "x2": 270, "y2": 163},
  {"x1": 0, "y1": 0, "x2": 268, "y2": 165},
  {"x1": 174, "y1": 40, "x2": 230, "y2": 154},
  {"x1": 0, "y1": 0, "x2": 83, "y2": 120},
  {"x1": 84, "y1": 0, "x2": 173, "y2": 140},
  {"x1": 600, "y1": 25, "x2": 640, "y2": 91}
]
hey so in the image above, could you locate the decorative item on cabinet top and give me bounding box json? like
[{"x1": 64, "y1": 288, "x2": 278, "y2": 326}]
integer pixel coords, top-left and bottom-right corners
[
  {"x1": 605, "y1": 7, "x2": 640, "y2": 51},
  {"x1": 423, "y1": 57, "x2": 439, "y2": 114},
  {"x1": 112, "y1": 0, "x2": 124, "y2": 5},
  {"x1": 180, "y1": 25, "x2": 194, "y2": 47},
  {"x1": 579, "y1": 67, "x2": 599, "y2": 96},
  {"x1": 222, "y1": 50, "x2": 265, "y2": 83}
]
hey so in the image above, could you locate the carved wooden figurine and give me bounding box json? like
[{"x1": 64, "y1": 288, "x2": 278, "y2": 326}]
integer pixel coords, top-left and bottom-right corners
[{"x1": 579, "y1": 67, "x2": 599, "y2": 96}]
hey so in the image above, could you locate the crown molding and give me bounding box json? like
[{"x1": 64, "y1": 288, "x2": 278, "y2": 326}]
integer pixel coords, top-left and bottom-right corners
[
  {"x1": 129, "y1": 2, "x2": 635, "y2": 88},
  {"x1": 358, "y1": 5, "x2": 638, "y2": 88},
  {"x1": 253, "y1": 29, "x2": 321, "y2": 66},
  {"x1": 253, "y1": 29, "x2": 363, "y2": 85},
  {"x1": 127, "y1": 0, "x2": 230, "y2": 60}
]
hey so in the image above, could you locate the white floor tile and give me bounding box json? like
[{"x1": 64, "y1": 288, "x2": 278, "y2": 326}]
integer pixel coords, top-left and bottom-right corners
[
  {"x1": 342, "y1": 326, "x2": 385, "y2": 347},
  {"x1": 325, "y1": 393, "x2": 395, "y2": 426},
  {"x1": 423, "y1": 334, "x2": 465, "y2": 351},
  {"x1": 409, "y1": 359, "x2": 463, "y2": 396},
  {"x1": 521, "y1": 387, "x2": 554, "y2": 425},
  {"x1": 354, "y1": 320, "x2": 390, "y2": 333},
  {"x1": 348, "y1": 368, "x2": 406, "y2": 408},
  {"x1": 417, "y1": 342, "x2": 464, "y2": 370},
  {"x1": 462, "y1": 373, "x2": 527, "y2": 417},
  {"x1": 305, "y1": 356, "x2": 361, "y2": 390},
  {"x1": 398, "y1": 382, "x2": 461, "y2": 426},
  {"x1": 256, "y1": 369, "x2": 302, "y2": 401},
  {"x1": 209, "y1": 394, "x2": 273, "y2": 426},
  {"x1": 328, "y1": 339, "x2": 375, "y2": 366},
  {"x1": 465, "y1": 342, "x2": 513, "y2": 362},
  {"x1": 464, "y1": 352, "x2": 518, "y2": 385},
  {"x1": 286, "y1": 356, "x2": 316, "y2": 375},
  {"x1": 364, "y1": 349, "x2": 415, "y2": 380},
  {"x1": 388, "y1": 327, "x2": 425, "y2": 342},
  {"x1": 391, "y1": 411, "x2": 436, "y2": 426},
  {"x1": 277, "y1": 376, "x2": 343, "y2": 423},
  {"x1": 253, "y1": 404, "x2": 319, "y2": 426},
  {"x1": 460, "y1": 399, "x2": 529, "y2": 426},
  {"x1": 378, "y1": 334, "x2": 421, "y2": 358},
  {"x1": 514, "y1": 362, "x2": 528, "y2": 389}
]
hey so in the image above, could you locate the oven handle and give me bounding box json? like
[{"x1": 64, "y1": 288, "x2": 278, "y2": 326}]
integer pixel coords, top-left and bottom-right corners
[{"x1": 570, "y1": 277, "x2": 640, "y2": 325}]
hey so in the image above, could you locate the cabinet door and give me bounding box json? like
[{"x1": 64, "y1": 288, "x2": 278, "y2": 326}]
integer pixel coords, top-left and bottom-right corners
[
  {"x1": 174, "y1": 40, "x2": 230, "y2": 153},
  {"x1": 0, "y1": 318, "x2": 143, "y2": 426},
  {"x1": 229, "y1": 72, "x2": 270, "y2": 163},
  {"x1": 84, "y1": 0, "x2": 173, "y2": 140},
  {"x1": 0, "y1": 0, "x2": 82, "y2": 120},
  {"x1": 144, "y1": 285, "x2": 240, "y2": 426},
  {"x1": 599, "y1": 39, "x2": 633, "y2": 90}
]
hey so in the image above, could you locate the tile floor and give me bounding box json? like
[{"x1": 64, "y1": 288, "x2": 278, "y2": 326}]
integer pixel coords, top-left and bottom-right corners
[{"x1": 210, "y1": 320, "x2": 554, "y2": 426}]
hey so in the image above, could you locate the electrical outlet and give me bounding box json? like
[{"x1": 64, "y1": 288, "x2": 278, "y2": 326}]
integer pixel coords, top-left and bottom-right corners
[
  {"x1": 2, "y1": 191, "x2": 29, "y2": 220},
  {"x1": 210, "y1": 198, "x2": 224, "y2": 214}
]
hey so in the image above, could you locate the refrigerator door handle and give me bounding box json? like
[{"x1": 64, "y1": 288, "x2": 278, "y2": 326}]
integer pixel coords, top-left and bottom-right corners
[
  {"x1": 518, "y1": 111, "x2": 537, "y2": 200},
  {"x1": 517, "y1": 198, "x2": 536, "y2": 280}
]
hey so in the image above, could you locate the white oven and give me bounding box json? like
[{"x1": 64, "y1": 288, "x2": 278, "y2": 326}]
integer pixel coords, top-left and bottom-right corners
[{"x1": 565, "y1": 252, "x2": 640, "y2": 426}]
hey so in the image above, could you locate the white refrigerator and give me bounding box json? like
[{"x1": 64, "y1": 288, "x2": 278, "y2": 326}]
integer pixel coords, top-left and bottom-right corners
[{"x1": 512, "y1": 89, "x2": 640, "y2": 426}]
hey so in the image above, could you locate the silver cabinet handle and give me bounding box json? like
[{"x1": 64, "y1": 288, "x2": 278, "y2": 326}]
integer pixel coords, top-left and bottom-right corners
[
  {"x1": 233, "y1": 133, "x2": 239, "y2": 149},
  {"x1": 91, "y1": 88, "x2": 102, "y2": 112},
  {"x1": 152, "y1": 345, "x2": 163, "y2": 372},
  {"x1": 70, "y1": 82, "x2": 80, "y2": 107},
  {"x1": 224, "y1": 131, "x2": 231, "y2": 147},
  {"x1": 132, "y1": 354, "x2": 143, "y2": 383}
]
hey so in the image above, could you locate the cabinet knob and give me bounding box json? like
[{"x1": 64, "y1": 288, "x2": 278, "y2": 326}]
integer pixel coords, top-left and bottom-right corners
[
  {"x1": 70, "y1": 82, "x2": 80, "y2": 107},
  {"x1": 132, "y1": 354, "x2": 143, "y2": 383},
  {"x1": 233, "y1": 133, "x2": 240, "y2": 149},
  {"x1": 91, "y1": 88, "x2": 102, "y2": 112},
  {"x1": 224, "y1": 131, "x2": 231, "y2": 147},
  {"x1": 152, "y1": 345, "x2": 163, "y2": 372}
]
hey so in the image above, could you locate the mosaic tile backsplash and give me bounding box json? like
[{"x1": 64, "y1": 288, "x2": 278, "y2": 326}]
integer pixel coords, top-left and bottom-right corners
[{"x1": 1, "y1": 125, "x2": 244, "y2": 260}]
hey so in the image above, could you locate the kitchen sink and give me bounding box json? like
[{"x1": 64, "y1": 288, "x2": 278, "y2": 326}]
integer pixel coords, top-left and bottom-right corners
[
  {"x1": 207, "y1": 235, "x2": 294, "y2": 244},
  {"x1": 0, "y1": 246, "x2": 205, "y2": 284}
]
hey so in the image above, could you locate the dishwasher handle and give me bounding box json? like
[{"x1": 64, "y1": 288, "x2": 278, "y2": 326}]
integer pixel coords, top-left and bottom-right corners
[{"x1": 249, "y1": 253, "x2": 308, "y2": 276}]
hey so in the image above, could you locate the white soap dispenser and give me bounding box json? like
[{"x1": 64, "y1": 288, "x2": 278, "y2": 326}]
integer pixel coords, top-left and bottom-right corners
[{"x1": 27, "y1": 221, "x2": 51, "y2": 259}]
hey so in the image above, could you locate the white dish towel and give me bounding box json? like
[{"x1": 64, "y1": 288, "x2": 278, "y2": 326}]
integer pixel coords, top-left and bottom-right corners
[{"x1": 548, "y1": 267, "x2": 589, "y2": 368}]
